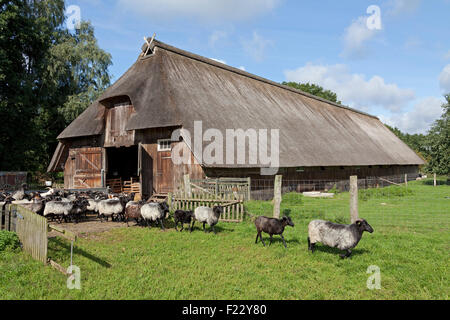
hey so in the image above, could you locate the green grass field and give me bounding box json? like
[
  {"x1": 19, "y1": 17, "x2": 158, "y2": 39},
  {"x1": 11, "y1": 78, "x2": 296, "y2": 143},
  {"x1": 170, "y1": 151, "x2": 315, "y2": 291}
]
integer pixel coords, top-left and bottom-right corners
[{"x1": 0, "y1": 178, "x2": 448, "y2": 300}]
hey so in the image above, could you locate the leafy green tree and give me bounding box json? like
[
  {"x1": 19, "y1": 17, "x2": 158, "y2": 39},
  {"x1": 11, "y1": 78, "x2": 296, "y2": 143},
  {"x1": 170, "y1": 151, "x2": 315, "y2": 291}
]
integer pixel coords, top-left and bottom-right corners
[
  {"x1": 0, "y1": 1, "x2": 111, "y2": 172},
  {"x1": 282, "y1": 82, "x2": 341, "y2": 104},
  {"x1": 426, "y1": 94, "x2": 450, "y2": 175}
]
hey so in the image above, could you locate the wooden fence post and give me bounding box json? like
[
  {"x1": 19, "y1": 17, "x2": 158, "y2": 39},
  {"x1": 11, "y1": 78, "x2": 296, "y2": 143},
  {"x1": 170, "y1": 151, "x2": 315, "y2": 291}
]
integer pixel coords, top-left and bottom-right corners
[
  {"x1": 247, "y1": 177, "x2": 251, "y2": 201},
  {"x1": 273, "y1": 175, "x2": 282, "y2": 219},
  {"x1": 350, "y1": 176, "x2": 359, "y2": 223},
  {"x1": 434, "y1": 173, "x2": 437, "y2": 187},
  {"x1": 167, "y1": 192, "x2": 173, "y2": 210},
  {"x1": 405, "y1": 174, "x2": 408, "y2": 186},
  {"x1": 184, "y1": 174, "x2": 191, "y2": 198}
]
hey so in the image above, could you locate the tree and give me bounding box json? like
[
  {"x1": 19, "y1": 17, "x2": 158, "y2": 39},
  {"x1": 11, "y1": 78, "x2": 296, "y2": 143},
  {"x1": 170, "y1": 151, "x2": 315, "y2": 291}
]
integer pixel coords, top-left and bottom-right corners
[
  {"x1": 282, "y1": 82, "x2": 341, "y2": 104},
  {"x1": 426, "y1": 94, "x2": 450, "y2": 175},
  {"x1": 0, "y1": 1, "x2": 111, "y2": 172},
  {"x1": 0, "y1": 0, "x2": 65, "y2": 171}
]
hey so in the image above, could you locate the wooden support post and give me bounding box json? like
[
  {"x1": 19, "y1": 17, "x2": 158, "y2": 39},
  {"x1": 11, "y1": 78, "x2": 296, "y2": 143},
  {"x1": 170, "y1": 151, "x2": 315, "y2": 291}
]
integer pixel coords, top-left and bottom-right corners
[
  {"x1": 350, "y1": 176, "x2": 359, "y2": 224},
  {"x1": 167, "y1": 192, "x2": 173, "y2": 211},
  {"x1": 405, "y1": 174, "x2": 408, "y2": 186},
  {"x1": 215, "y1": 178, "x2": 219, "y2": 198},
  {"x1": 184, "y1": 174, "x2": 191, "y2": 198},
  {"x1": 247, "y1": 177, "x2": 251, "y2": 201},
  {"x1": 273, "y1": 175, "x2": 282, "y2": 219},
  {"x1": 434, "y1": 173, "x2": 437, "y2": 187}
]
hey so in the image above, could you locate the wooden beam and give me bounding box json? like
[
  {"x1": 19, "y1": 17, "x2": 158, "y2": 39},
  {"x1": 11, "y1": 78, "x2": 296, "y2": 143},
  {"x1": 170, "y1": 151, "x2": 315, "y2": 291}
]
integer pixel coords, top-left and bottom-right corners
[
  {"x1": 350, "y1": 176, "x2": 359, "y2": 223},
  {"x1": 273, "y1": 175, "x2": 282, "y2": 219}
]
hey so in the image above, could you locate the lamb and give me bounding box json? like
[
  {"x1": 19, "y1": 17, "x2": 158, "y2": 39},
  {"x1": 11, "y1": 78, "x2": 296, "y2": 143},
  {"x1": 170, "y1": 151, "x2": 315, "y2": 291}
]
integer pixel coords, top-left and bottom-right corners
[
  {"x1": 254, "y1": 216, "x2": 295, "y2": 248},
  {"x1": 124, "y1": 201, "x2": 144, "y2": 227},
  {"x1": 174, "y1": 210, "x2": 195, "y2": 232},
  {"x1": 193, "y1": 206, "x2": 223, "y2": 234},
  {"x1": 308, "y1": 219, "x2": 374, "y2": 258},
  {"x1": 140, "y1": 202, "x2": 170, "y2": 230},
  {"x1": 43, "y1": 201, "x2": 74, "y2": 223},
  {"x1": 97, "y1": 198, "x2": 125, "y2": 222}
]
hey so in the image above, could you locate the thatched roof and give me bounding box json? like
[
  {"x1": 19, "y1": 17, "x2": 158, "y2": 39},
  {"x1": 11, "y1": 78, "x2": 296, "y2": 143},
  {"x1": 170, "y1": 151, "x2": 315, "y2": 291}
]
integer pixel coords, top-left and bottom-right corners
[{"x1": 57, "y1": 40, "x2": 424, "y2": 167}]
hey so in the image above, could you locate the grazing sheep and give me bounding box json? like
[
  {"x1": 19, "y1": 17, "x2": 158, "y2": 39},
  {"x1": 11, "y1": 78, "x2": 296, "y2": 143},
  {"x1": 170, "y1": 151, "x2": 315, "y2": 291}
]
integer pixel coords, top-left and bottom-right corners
[
  {"x1": 174, "y1": 210, "x2": 195, "y2": 232},
  {"x1": 308, "y1": 219, "x2": 374, "y2": 258},
  {"x1": 140, "y1": 202, "x2": 169, "y2": 230},
  {"x1": 124, "y1": 201, "x2": 144, "y2": 227},
  {"x1": 254, "y1": 216, "x2": 295, "y2": 248},
  {"x1": 97, "y1": 198, "x2": 125, "y2": 222},
  {"x1": 193, "y1": 206, "x2": 223, "y2": 234},
  {"x1": 43, "y1": 201, "x2": 74, "y2": 223}
]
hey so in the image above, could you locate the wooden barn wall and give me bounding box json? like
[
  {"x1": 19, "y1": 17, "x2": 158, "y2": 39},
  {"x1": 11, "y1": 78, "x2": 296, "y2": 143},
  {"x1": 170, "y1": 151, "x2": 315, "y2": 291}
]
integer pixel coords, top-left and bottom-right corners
[
  {"x1": 137, "y1": 128, "x2": 205, "y2": 195},
  {"x1": 203, "y1": 165, "x2": 419, "y2": 181}
]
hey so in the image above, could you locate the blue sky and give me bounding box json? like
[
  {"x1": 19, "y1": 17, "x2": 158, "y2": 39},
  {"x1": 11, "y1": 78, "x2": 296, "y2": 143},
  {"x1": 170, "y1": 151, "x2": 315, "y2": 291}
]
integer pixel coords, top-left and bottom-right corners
[{"x1": 68, "y1": 0, "x2": 450, "y2": 134}]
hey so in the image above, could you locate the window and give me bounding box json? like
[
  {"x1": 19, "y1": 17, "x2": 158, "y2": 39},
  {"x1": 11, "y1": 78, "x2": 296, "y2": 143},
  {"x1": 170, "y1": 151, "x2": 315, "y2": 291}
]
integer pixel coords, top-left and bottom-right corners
[{"x1": 157, "y1": 139, "x2": 172, "y2": 152}]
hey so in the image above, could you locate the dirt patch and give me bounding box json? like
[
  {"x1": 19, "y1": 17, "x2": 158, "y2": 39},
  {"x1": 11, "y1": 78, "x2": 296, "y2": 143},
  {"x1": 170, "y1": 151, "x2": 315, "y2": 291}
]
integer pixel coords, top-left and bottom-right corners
[{"x1": 47, "y1": 215, "x2": 140, "y2": 239}]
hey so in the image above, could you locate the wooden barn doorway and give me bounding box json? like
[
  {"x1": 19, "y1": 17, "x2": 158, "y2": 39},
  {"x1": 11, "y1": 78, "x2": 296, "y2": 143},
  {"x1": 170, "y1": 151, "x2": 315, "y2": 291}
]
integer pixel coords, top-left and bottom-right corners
[{"x1": 105, "y1": 146, "x2": 139, "y2": 194}]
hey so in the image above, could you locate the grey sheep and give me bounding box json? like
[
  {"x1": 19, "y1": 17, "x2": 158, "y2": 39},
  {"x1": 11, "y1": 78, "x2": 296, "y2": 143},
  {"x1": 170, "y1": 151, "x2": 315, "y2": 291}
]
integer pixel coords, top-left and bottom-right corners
[
  {"x1": 255, "y1": 216, "x2": 295, "y2": 248},
  {"x1": 193, "y1": 206, "x2": 223, "y2": 234},
  {"x1": 308, "y1": 219, "x2": 374, "y2": 258},
  {"x1": 140, "y1": 202, "x2": 169, "y2": 230},
  {"x1": 97, "y1": 198, "x2": 125, "y2": 222},
  {"x1": 43, "y1": 201, "x2": 74, "y2": 223}
]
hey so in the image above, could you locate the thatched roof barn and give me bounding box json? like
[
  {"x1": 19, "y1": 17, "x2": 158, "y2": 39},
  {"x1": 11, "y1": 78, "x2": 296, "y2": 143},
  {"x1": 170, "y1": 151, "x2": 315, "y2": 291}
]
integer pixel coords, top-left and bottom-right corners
[{"x1": 48, "y1": 39, "x2": 424, "y2": 196}]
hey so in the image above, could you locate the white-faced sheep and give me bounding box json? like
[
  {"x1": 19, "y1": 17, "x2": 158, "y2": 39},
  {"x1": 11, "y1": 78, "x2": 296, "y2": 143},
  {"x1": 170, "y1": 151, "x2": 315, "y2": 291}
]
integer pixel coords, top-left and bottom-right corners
[
  {"x1": 140, "y1": 202, "x2": 169, "y2": 230},
  {"x1": 254, "y1": 216, "x2": 295, "y2": 248},
  {"x1": 193, "y1": 206, "x2": 223, "y2": 234},
  {"x1": 308, "y1": 219, "x2": 374, "y2": 258}
]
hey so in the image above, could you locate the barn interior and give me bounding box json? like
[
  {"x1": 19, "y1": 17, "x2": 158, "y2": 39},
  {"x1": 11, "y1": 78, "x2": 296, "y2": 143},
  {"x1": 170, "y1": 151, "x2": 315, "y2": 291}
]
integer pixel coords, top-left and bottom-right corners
[{"x1": 106, "y1": 146, "x2": 140, "y2": 193}]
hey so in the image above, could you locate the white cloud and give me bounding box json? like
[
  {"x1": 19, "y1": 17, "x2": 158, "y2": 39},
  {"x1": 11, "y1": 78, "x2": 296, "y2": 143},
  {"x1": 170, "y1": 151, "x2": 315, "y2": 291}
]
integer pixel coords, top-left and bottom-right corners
[
  {"x1": 341, "y1": 16, "x2": 380, "y2": 58},
  {"x1": 439, "y1": 64, "x2": 450, "y2": 92},
  {"x1": 117, "y1": 0, "x2": 281, "y2": 22},
  {"x1": 238, "y1": 66, "x2": 246, "y2": 71},
  {"x1": 380, "y1": 97, "x2": 443, "y2": 134},
  {"x1": 444, "y1": 50, "x2": 450, "y2": 60},
  {"x1": 241, "y1": 31, "x2": 273, "y2": 62},
  {"x1": 209, "y1": 31, "x2": 228, "y2": 47},
  {"x1": 284, "y1": 63, "x2": 415, "y2": 112},
  {"x1": 210, "y1": 58, "x2": 227, "y2": 64},
  {"x1": 387, "y1": 0, "x2": 422, "y2": 16}
]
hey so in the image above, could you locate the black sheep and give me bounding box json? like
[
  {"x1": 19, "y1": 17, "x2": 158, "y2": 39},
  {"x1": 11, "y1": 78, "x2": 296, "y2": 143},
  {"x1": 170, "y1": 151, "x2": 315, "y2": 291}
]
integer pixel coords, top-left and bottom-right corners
[
  {"x1": 174, "y1": 210, "x2": 195, "y2": 232},
  {"x1": 254, "y1": 216, "x2": 295, "y2": 248}
]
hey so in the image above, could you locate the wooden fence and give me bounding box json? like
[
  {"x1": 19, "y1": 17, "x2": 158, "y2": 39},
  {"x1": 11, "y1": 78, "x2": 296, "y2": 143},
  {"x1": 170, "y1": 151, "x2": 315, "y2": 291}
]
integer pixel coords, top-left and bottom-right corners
[
  {"x1": 1, "y1": 204, "x2": 48, "y2": 264},
  {"x1": 170, "y1": 190, "x2": 245, "y2": 223},
  {"x1": 189, "y1": 177, "x2": 251, "y2": 201}
]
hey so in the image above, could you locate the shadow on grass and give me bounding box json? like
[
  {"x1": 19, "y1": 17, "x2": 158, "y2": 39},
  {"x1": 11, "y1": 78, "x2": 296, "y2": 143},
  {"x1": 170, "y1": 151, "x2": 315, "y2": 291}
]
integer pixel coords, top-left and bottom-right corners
[
  {"x1": 255, "y1": 235, "x2": 300, "y2": 247},
  {"x1": 48, "y1": 237, "x2": 111, "y2": 268},
  {"x1": 311, "y1": 245, "x2": 370, "y2": 257}
]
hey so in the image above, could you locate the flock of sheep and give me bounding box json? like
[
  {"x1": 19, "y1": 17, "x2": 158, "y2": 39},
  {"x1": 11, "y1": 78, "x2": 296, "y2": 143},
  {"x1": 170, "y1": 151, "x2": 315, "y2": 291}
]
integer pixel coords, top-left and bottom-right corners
[{"x1": 1, "y1": 184, "x2": 374, "y2": 258}]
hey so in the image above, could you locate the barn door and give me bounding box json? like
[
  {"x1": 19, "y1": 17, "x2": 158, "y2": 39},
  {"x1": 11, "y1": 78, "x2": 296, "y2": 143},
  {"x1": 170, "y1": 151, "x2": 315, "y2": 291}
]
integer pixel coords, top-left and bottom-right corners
[
  {"x1": 156, "y1": 139, "x2": 173, "y2": 194},
  {"x1": 69, "y1": 147, "x2": 104, "y2": 189},
  {"x1": 139, "y1": 143, "x2": 153, "y2": 197}
]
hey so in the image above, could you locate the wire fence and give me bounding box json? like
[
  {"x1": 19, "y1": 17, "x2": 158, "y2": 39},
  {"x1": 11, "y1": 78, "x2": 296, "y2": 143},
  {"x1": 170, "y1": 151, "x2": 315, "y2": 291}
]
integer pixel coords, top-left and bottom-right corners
[
  {"x1": 247, "y1": 175, "x2": 449, "y2": 235},
  {"x1": 250, "y1": 173, "x2": 429, "y2": 201}
]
